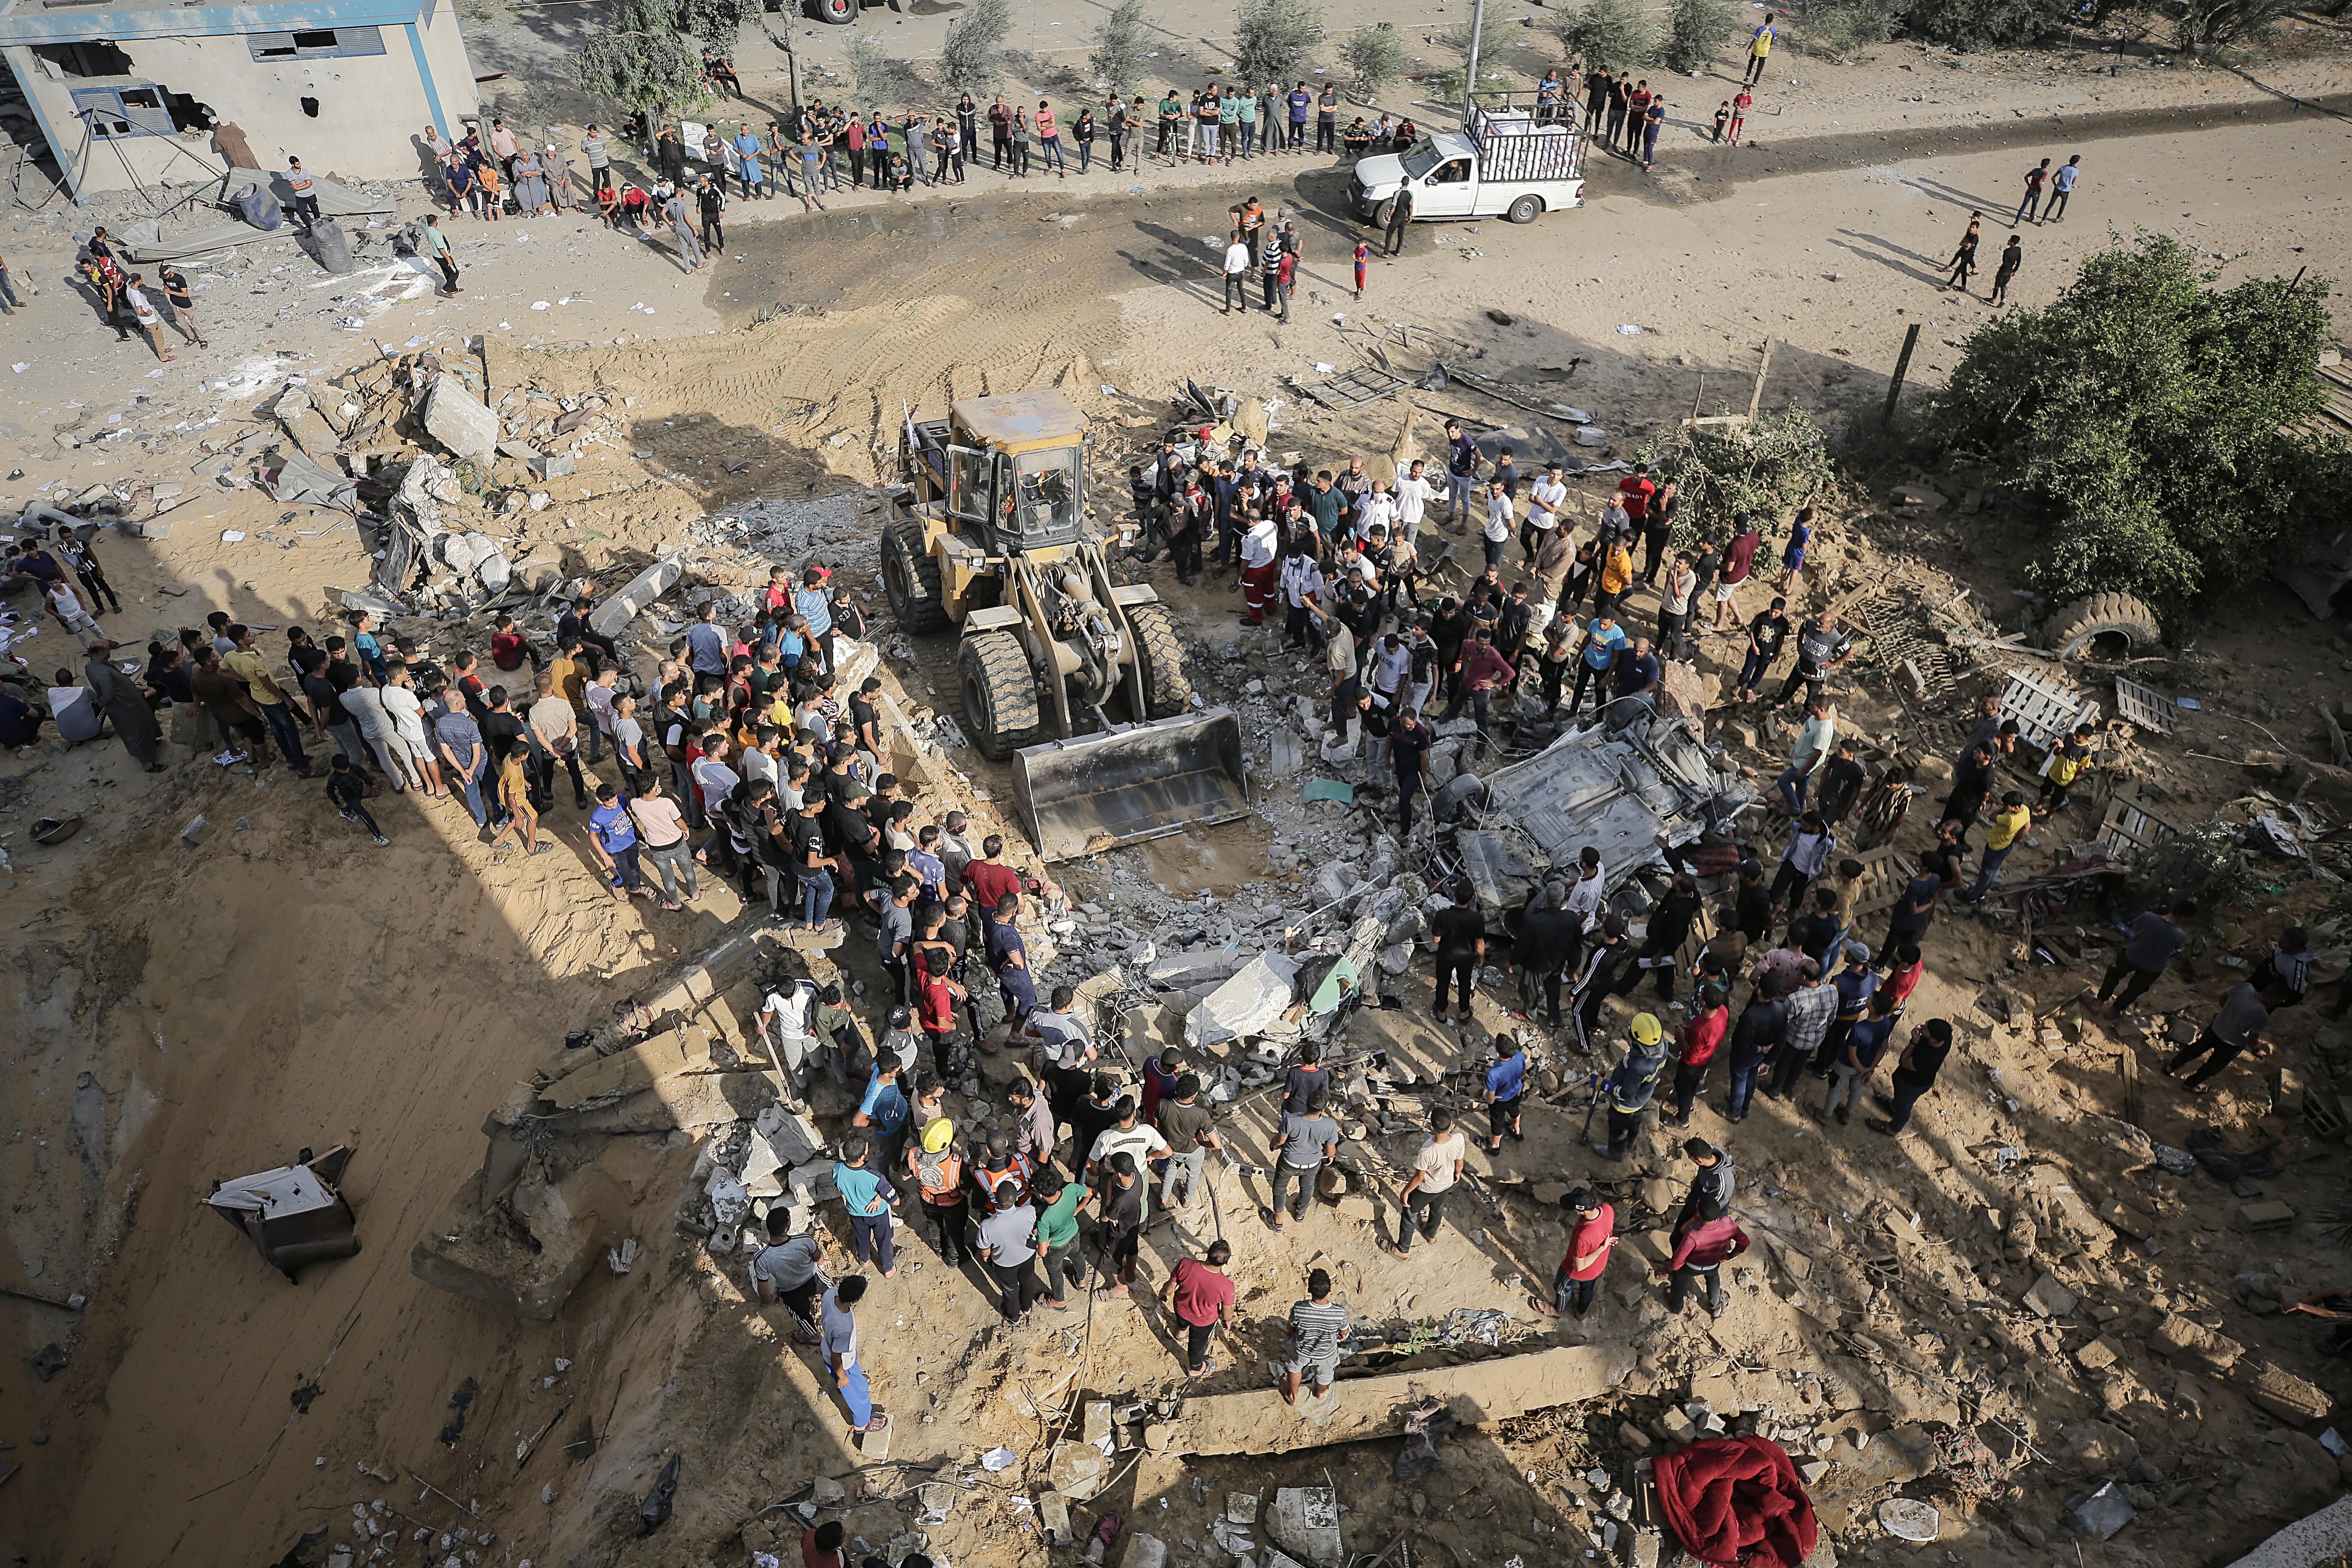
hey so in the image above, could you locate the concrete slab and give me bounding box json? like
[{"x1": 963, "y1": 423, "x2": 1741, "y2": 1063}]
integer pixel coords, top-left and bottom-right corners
[
  {"x1": 2225, "y1": 1496, "x2": 2352, "y2": 1568},
  {"x1": 590, "y1": 554, "x2": 686, "y2": 638},
  {"x1": 1171, "y1": 1343, "x2": 1634, "y2": 1457},
  {"x1": 421, "y1": 370, "x2": 499, "y2": 463}
]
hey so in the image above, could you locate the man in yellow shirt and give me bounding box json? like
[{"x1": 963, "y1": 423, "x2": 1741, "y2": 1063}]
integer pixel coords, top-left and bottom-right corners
[
  {"x1": 1744, "y1": 20, "x2": 1774, "y2": 85},
  {"x1": 548, "y1": 636, "x2": 588, "y2": 716},
  {"x1": 1596, "y1": 540, "x2": 1635, "y2": 620},
  {"x1": 224, "y1": 623, "x2": 311, "y2": 773},
  {"x1": 1964, "y1": 791, "x2": 2032, "y2": 903},
  {"x1": 2036, "y1": 722, "x2": 2092, "y2": 815}
]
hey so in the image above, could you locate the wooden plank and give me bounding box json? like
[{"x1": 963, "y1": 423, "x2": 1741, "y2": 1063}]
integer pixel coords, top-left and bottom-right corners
[
  {"x1": 1747, "y1": 335, "x2": 1777, "y2": 423},
  {"x1": 1851, "y1": 844, "x2": 1921, "y2": 918}
]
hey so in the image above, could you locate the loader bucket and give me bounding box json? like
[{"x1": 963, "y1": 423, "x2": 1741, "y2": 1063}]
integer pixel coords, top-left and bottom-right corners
[{"x1": 1012, "y1": 709, "x2": 1252, "y2": 861}]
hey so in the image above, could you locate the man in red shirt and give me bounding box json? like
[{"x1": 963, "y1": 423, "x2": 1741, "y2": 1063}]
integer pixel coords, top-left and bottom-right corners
[
  {"x1": 489, "y1": 614, "x2": 536, "y2": 674},
  {"x1": 1615, "y1": 463, "x2": 1655, "y2": 533},
  {"x1": 961, "y1": 833, "x2": 1025, "y2": 928},
  {"x1": 1665, "y1": 982, "x2": 1729, "y2": 1128},
  {"x1": 1157, "y1": 1239, "x2": 1237, "y2": 1377},
  {"x1": 802, "y1": 1520, "x2": 846, "y2": 1568},
  {"x1": 1883, "y1": 942, "x2": 1925, "y2": 1011},
  {"x1": 1534, "y1": 1187, "x2": 1615, "y2": 1318},
  {"x1": 1712, "y1": 515, "x2": 1763, "y2": 632},
  {"x1": 1659, "y1": 1199, "x2": 1749, "y2": 1318}
]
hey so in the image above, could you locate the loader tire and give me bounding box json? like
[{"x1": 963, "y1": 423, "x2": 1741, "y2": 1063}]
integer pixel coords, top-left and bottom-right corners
[
  {"x1": 959, "y1": 629, "x2": 1045, "y2": 761},
  {"x1": 2046, "y1": 592, "x2": 2161, "y2": 661},
  {"x1": 881, "y1": 510, "x2": 950, "y2": 633},
  {"x1": 1125, "y1": 600, "x2": 1193, "y2": 720}
]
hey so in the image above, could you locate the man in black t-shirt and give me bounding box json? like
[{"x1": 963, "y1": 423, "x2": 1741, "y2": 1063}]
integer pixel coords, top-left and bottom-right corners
[
  {"x1": 1870, "y1": 1018, "x2": 1952, "y2": 1135},
  {"x1": 1430, "y1": 884, "x2": 1486, "y2": 1027},
  {"x1": 1281, "y1": 1042, "x2": 1332, "y2": 1114},
  {"x1": 1387, "y1": 709, "x2": 1431, "y2": 840}
]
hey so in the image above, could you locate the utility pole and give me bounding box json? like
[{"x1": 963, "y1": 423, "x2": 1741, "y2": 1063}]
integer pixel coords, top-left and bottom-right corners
[{"x1": 1461, "y1": 0, "x2": 1485, "y2": 122}]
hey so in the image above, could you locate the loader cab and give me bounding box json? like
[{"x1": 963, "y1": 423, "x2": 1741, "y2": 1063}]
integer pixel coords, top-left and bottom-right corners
[{"x1": 946, "y1": 390, "x2": 1089, "y2": 557}]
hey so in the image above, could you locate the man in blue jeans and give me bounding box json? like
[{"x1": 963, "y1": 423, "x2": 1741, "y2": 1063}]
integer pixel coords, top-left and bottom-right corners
[
  {"x1": 822, "y1": 1274, "x2": 882, "y2": 1433},
  {"x1": 830, "y1": 1136, "x2": 901, "y2": 1273},
  {"x1": 1765, "y1": 693, "x2": 1836, "y2": 814},
  {"x1": 1723, "y1": 973, "x2": 1788, "y2": 1122}
]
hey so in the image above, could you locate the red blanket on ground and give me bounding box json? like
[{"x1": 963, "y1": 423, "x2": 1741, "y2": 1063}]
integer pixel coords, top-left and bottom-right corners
[{"x1": 1652, "y1": 1435, "x2": 1818, "y2": 1568}]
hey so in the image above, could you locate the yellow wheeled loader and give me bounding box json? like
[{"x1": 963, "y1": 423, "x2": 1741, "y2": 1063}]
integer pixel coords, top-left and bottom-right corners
[{"x1": 880, "y1": 389, "x2": 1249, "y2": 861}]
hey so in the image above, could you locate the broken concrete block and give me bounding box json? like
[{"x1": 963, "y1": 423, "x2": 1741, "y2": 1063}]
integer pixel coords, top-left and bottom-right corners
[
  {"x1": 1799, "y1": 1459, "x2": 1829, "y2": 1485},
  {"x1": 1891, "y1": 483, "x2": 1947, "y2": 511},
  {"x1": 1627, "y1": 1529, "x2": 1662, "y2": 1568},
  {"x1": 2233, "y1": 1360, "x2": 2334, "y2": 1423},
  {"x1": 180, "y1": 814, "x2": 213, "y2": 846},
  {"x1": 2097, "y1": 1197, "x2": 2154, "y2": 1242},
  {"x1": 2151, "y1": 1313, "x2": 2243, "y2": 1374},
  {"x1": 529, "y1": 450, "x2": 575, "y2": 481},
  {"x1": 589, "y1": 554, "x2": 685, "y2": 638},
  {"x1": 2065, "y1": 1421, "x2": 2138, "y2": 1471},
  {"x1": 2235, "y1": 1200, "x2": 2296, "y2": 1233},
  {"x1": 1147, "y1": 949, "x2": 1255, "y2": 989},
  {"x1": 2065, "y1": 1481, "x2": 2136, "y2": 1540},
  {"x1": 1048, "y1": 1441, "x2": 1104, "y2": 1499},
  {"x1": 754, "y1": 1103, "x2": 825, "y2": 1169},
  {"x1": 1184, "y1": 953, "x2": 1299, "y2": 1050},
  {"x1": 421, "y1": 371, "x2": 500, "y2": 463},
  {"x1": 1038, "y1": 1491, "x2": 1073, "y2": 1544},
  {"x1": 1618, "y1": 1421, "x2": 1654, "y2": 1454},
  {"x1": 1268, "y1": 1487, "x2": 1343, "y2": 1568},
  {"x1": 1119, "y1": 1534, "x2": 1167, "y2": 1568},
  {"x1": 1082, "y1": 1400, "x2": 1112, "y2": 1447},
  {"x1": 2022, "y1": 1273, "x2": 2076, "y2": 1319},
  {"x1": 2072, "y1": 1336, "x2": 2122, "y2": 1373}
]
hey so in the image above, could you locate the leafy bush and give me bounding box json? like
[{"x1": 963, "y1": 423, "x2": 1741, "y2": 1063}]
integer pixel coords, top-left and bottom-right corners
[
  {"x1": 1647, "y1": 408, "x2": 1840, "y2": 544},
  {"x1": 2169, "y1": 0, "x2": 2304, "y2": 49},
  {"x1": 1789, "y1": 0, "x2": 1896, "y2": 57},
  {"x1": 939, "y1": 0, "x2": 1013, "y2": 98},
  {"x1": 1928, "y1": 232, "x2": 2339, "y2": 618},
  {"x1": 1663, "y1": 0, "x2": 1737, "y2": 72},
  {"x1": 1340, "y1": 25, "x2": 1408, "y2": 96},
  {"x1": 1232, "y1": 0, "x2": 1325, "y2": 87},
  {"x1": 1089, "y1": 0, "x2": 1152, "y2": 100},
  {"x1": 1549, "y1": 0, "x2": 1661, "y2": 74},
  {"x1": 1903, "y1": 0, "x2": 2070, "y2": 48}
]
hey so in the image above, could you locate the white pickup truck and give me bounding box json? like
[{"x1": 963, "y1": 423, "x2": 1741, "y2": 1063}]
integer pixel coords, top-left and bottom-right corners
[{"x1": 1346, "y1": 93, "x2": 1586, "y2": 227}]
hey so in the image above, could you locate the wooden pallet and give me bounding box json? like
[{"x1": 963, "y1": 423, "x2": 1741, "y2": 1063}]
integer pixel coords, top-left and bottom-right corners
[
  {"x1": 2094, "y1": 780, "x2": 2185, "y2": 858},
  {"x1": 1851, "y1": 843, "x2": 1924, "y2": 918},
  {"x1": 2112, "y1": 675, "x2": 2173, "y2": 734},
  {"x1": 1298, "y1": 366, "x2": 1410, "y2": 410},
  {"x1": 1998, "y1": 667, "x2": 2100, "y2": 761}
]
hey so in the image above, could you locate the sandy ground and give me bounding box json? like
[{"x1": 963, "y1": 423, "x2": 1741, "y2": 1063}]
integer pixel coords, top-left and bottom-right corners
[{"x1": 6, "y1": 28, "x2": 2352, "y2": 1568}]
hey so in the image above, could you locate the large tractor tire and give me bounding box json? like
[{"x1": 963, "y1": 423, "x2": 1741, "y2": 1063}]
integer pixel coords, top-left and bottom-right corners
[
  {"x1": 1125, "y1": 601, "x2": 1193, "y2": 720},
  {"x1": 958, "y1": 630, "x2": 1045, "y2": 761},
  {"x1": 2046, "y1": 592, "x2": 2161, "y2": 661},
  {"x1": 880, "y1": 510, "x2": 950, "y2": 633}
]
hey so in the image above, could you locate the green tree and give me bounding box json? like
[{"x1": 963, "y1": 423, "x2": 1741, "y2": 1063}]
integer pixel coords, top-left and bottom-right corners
[
  {"x1": 846, "y1": 31, "x2": 921, "y2": 107},
  {"x1": 572, "y1": 0, "x2": 713, "y2": 127},
  {"x1": 1929, "y1": 233, "x2": 2339, "y2": 616},
  {"x1": 674, "y1": 0, "x2": 760, "y2": 46},
  {"x1": 1232, "y1": 0, "x2": 1325, "y2": 88},
  {"x1": 1340, "y1": 24, "x2": 1408, "y2": 96},
  {"x1": 939, "y1": 0, "x2": 1013, "y2": 98},
  {"x1": 1549, "y1": 0, "x2": 1660, "y2": 74},
  {"x1": 1444, "y1": 0, "x2": 1517, "y2": 92},
  {"x1": 1663, "y1": 0, "x2": 1736, "y2": 72},
  {"x1": 1647, "y1": 409, "x2": 1838, "y2": 548},
  {"x1": 1090, "y1": 0, "x2": 1153, "y2": 99}
]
